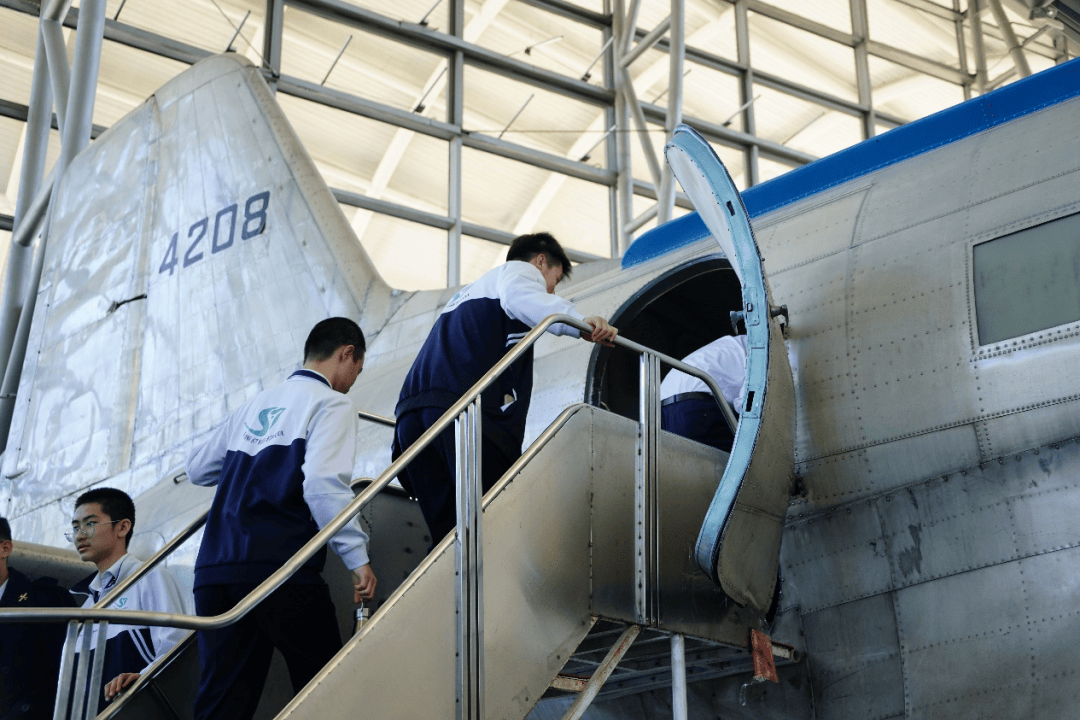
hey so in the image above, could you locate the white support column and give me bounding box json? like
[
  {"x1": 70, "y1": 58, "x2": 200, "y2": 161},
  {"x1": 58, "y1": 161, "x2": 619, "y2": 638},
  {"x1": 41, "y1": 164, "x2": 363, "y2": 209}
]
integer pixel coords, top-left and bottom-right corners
[
  {"x1": 734, "y1": 0, "x2": 758, "y2": 186},
  {"x1": 447, "y1": 0, "x2": 465, "y2": 286},
  {"x1": 0, "y1": 26, "x2": 53, "y2": 400},
  {"x1": 602, "y1": 5, "x2": 621, "y2": 258},
  {"x1": 40, "y1": 17, "x2": 70, "y2": 138},
  {"x1": 987, "y1": 0, "x2": 1031, "y2": 78},
  {"x1": 953, "y1": 0, "x2": 972, "y2": 100},
  {"x1": 0, "y1": 0, "x2": 107, "y2": 453},
  {"x1": 263, "y1": 0, "x2": 284, "y2": 93},
  {"x1": 657, "y1": 0, "x2": 684, "y2": 225},
  {"x1": 618, "y1": 67, "x2": 663, "y2": 194},
  {"x1": 849, "y1": 0, "x2": 875, "y2": 140},
  {"x1": 970, "y1": 0, "x2": 989, "y2": 95},
  {"x1": 612, "y1": 0, "x2": 633, "y2": 253}
]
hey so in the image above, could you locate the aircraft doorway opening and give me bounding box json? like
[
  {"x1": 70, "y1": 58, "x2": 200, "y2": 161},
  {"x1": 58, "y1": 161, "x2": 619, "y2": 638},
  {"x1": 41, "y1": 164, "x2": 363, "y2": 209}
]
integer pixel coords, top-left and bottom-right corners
[{"x1": 587, "y1": 257, "x2": 741, "y2": 420}]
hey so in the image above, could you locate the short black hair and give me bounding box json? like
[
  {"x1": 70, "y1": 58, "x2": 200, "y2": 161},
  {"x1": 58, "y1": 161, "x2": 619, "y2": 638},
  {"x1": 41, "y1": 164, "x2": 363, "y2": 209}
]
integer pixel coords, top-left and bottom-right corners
[
  {"x1": 506, "y1": 232, "x2": 572, "y2": 280},
  {"x1": 304, "y1": 317, "x2": 366, "y2": 363},
  {"x1": 74, "y1": 488, "x2": 135, "y2": 547},
  {"x1": 0, "y1": 517, "x2": 10, "y2": 542}
]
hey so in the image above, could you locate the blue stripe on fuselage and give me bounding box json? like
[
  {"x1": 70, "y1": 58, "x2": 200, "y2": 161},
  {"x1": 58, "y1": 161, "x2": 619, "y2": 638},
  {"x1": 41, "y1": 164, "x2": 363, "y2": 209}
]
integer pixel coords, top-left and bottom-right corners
[{"x1": 623, "y1": 58, "x2": 1080, "y2": 269}]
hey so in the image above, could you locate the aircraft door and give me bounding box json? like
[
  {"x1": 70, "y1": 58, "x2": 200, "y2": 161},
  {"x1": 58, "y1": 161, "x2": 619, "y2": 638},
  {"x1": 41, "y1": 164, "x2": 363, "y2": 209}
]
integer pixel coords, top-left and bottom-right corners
[{"x1": 665, "y1": 125, "x2": 796, "y2": 613}]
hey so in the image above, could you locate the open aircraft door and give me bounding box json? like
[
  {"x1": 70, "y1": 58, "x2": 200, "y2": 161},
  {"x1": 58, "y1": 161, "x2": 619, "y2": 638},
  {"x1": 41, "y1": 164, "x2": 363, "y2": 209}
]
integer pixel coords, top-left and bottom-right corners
[{"x1": 665, "y1": 125, "x2": 796, "y2": 614}]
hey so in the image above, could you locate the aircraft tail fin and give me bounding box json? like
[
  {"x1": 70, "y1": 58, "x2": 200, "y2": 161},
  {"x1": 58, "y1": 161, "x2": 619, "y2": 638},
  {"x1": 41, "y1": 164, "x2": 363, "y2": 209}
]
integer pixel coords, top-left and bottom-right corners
[{"x1": 3, "y1": 54, "x2": 398, "y2": 539}]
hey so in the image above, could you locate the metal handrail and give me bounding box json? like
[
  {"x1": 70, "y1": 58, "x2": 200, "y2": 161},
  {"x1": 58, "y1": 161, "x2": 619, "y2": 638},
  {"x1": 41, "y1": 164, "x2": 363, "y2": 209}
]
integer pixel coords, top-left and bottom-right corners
[
  {"x1": 25, "y1": 408, "x2": 400, "y2": 629},
  {"x1": 357, "y1": 409, "x2": 396, "y2": 427},
  {"x1": 0, "y1": 313, "x2": 735, "y2": 631},
  {"x1": 92, "y1": 631, "x2": 197, "y2": 720}
]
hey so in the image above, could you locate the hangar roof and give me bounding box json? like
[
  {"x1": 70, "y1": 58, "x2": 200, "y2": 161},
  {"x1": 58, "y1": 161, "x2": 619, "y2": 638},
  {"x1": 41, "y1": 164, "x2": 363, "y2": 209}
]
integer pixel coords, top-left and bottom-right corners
[{"x1": 0, "y1": 0, "x2": 1073, "y2": 289}]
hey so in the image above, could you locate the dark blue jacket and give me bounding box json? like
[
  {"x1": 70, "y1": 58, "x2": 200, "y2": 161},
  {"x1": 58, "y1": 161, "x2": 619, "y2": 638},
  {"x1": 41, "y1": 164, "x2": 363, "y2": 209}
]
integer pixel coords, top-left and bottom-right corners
[{"x1": 0, "y1": 567, "x2": 74, "y2": 720}]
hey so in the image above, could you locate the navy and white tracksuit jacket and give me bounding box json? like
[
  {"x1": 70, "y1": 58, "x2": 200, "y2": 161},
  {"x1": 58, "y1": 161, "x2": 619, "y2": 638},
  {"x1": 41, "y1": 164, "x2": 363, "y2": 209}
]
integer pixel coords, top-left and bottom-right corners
[
  {"x1": 66, "y1": 554, "x2": 187, "y2": 709},
  {"x1": 395, "y1": 260, "x2": 585, "y2": 457},
  {"x1": 186, "y1": 370, "x2": 370, "y2": 590}
]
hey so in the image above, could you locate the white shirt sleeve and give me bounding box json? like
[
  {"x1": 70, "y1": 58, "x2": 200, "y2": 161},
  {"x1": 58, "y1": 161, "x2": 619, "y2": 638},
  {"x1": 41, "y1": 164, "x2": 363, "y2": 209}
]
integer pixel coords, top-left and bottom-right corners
[
  {"x1": 185, "y1": 420, "x2": 231, "y2": 487},
  {"x1": 300, "y1": 394, "x2": 370, "y2": 570},
  {"x1": 496, "y1": 262, "x2": 586, "y2": 337},
  {"x1": 139, "y1": 566, "x2": 190, "y2": 675}
]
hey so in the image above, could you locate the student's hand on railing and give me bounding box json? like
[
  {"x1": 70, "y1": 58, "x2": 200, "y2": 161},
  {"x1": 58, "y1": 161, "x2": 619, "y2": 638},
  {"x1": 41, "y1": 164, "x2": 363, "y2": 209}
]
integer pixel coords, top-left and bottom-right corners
[
  {"x1": 352, "y1": 564, "x2": 377, "y2": 603},
  {"x1": 581, "y1": 316, "x2": 618, "y2": 347},
  {"x1": 104, "y1": 672, "x2": 140, "y2": 702}
]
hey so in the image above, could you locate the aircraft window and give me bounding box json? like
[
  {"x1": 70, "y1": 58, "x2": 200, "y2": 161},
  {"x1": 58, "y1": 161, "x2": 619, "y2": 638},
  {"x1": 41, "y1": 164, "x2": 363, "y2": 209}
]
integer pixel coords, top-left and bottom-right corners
[{"x1": 973, "y1": 211, "x2": 1080, "y2": 345}]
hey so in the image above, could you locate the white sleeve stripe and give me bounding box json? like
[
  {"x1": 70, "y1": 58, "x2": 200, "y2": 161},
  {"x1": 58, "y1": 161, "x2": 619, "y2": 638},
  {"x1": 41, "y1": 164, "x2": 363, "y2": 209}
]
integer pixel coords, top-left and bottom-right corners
[{"x1": 129, "y1": 628, "x2": 155, "y2": 664}]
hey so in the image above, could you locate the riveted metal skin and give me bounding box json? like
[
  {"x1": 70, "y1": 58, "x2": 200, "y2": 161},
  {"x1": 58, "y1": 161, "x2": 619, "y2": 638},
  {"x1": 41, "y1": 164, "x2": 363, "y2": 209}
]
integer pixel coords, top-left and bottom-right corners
[
  {"x1": 279, "y1": 406, "x2": 758, "y2": 720},
  {"x1": 8, "y1": 47, "x2": 1080, "y2": 720},
  {"x1": 761, "y1": 79, "x2": 1080, "y2": 718},
  {"x1": 1, "y1": 53, "x2": 402, "y2": 545},
  {"x1": 665, "y1": 124, "x2": 797, "y2": 613}
]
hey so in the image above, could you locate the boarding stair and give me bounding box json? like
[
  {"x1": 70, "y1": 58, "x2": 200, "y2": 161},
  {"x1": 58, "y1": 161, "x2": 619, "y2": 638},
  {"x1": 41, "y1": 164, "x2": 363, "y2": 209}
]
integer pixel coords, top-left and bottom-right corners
[{"x1": 4, "y1": 315, "x2": 796, "y2": 720}]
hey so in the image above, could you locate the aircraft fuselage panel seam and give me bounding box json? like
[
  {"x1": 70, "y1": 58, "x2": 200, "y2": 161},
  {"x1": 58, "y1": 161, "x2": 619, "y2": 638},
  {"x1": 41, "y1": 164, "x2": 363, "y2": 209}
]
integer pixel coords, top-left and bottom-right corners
[
  {"x1": 790, "y1": 541, "x2": 1080, "y2": 615},
  {"x1": 795, "y1": 394, "x2": 1080, "y2": 465}
]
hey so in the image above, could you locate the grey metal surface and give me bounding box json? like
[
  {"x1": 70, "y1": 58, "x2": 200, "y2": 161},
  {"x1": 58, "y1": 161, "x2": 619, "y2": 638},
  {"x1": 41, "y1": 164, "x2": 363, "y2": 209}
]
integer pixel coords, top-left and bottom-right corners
[
  {"x1": 280, "y1": 407, "x2": 599, "y2": 720},
  {"x1": 755, "y1": 91, "x2": 1080, "y2": 512},
  {"x1": 757, "y1": 84, "x2": 1080, "y2": 720},
  {"x1": 4, "y1": 17, "x2": 1078, "y2": 720},
  {"x1": 654, "y1": 432, "x2": 752, "y2": 642},
  {"x1": 281, "y1": 406, "x2": 759, "y2": 719},
  {"x1": 1, "y1": 52, "x2": 398, "y2": 544},
  {"x1": 790, "y1": 439, "x2": 1080, "y2": 719}
]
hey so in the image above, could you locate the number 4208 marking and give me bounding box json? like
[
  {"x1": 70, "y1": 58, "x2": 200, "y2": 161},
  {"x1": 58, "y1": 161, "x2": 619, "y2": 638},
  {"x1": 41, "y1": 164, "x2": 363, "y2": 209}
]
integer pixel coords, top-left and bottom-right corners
[{"x1": 159, "y1": 190, "x2": 270, "y2": 276}]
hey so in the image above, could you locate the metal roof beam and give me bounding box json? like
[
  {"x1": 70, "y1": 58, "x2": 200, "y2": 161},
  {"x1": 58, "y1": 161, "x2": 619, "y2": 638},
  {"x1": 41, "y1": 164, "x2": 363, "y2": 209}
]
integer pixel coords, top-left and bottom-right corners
[
  {"x1": 640, "y1": 102, "x2": 817, "y2": 165},
  {"x1": 642, "y1": 31, "x2": 909, "y2": 130},
  {"x1": 287, "y1": 0, "x2": 613, "y2": 107},
  {"x1": 332, "y1": 188, "x2": 603, "y2": 262},
  {"x1": 282, "y1": 75, "x2": 614, "y2": 184},
  {"x1": 517, "y1": 0, "x2": 610, "y2": 30},
  {"x1": 891, "y1": 0, "x2": 963, "y2": 22},
  {"x1": 463, "y1": 132, "x2": 615, "y2": 185},
  {"x1": 278, "y1": 75, "x2": 459, "y2": 139},
  {"x1": 0, "y1": 98, "x2": 105, "y2": 137},
  {"x1": 744, "y1": 0, "x2": 969, "y2": 84}
]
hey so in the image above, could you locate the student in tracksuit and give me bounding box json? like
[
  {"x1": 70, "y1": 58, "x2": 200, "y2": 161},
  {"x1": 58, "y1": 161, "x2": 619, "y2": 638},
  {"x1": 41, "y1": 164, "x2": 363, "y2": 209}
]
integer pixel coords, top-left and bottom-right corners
[
  {"x1": 64, "y1": 488, "x2": 188, "y2": 714},
  {"x1": 660, "y1": 334, "x2": 748, "y2": 453},
  {"x1": 186, "y1": 317, "x2": 377, "y2": 720},
  {"x1": 393, "y1": 232, "x2": 618, "y2": 545}
]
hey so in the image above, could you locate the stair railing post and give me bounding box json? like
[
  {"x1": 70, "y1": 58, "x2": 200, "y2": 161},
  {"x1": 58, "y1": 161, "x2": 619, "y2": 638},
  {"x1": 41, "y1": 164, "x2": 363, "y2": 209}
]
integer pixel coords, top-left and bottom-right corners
[
  {"x1": 68, "y1": 622, "x2": 94, "y2": 720},
  {"x1": 455, "y1": 397, "x2": 483, "y2": 720},
  {"x1": 52, "y1": 621, "x2": 78, "y2": 720},
  {"x1": 636, "y1": 351, "x2": 661, "y2": 626},
  {"x1": 83, "y1": 620, "x2": 109, "y2": 719}
]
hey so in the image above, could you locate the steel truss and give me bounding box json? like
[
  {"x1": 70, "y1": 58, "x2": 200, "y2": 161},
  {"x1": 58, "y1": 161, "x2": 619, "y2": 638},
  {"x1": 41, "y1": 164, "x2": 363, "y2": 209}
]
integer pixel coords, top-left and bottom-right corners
[{"x1": 0, "y1": 0, "x2": 1072, "y2": 449}]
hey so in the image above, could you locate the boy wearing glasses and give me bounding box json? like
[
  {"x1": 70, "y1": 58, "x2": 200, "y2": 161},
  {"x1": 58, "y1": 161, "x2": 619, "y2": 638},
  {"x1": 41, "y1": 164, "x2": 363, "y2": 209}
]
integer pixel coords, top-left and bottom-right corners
[{"x1": 64, "y1": 487, "x2": 187, "y2": 714}]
